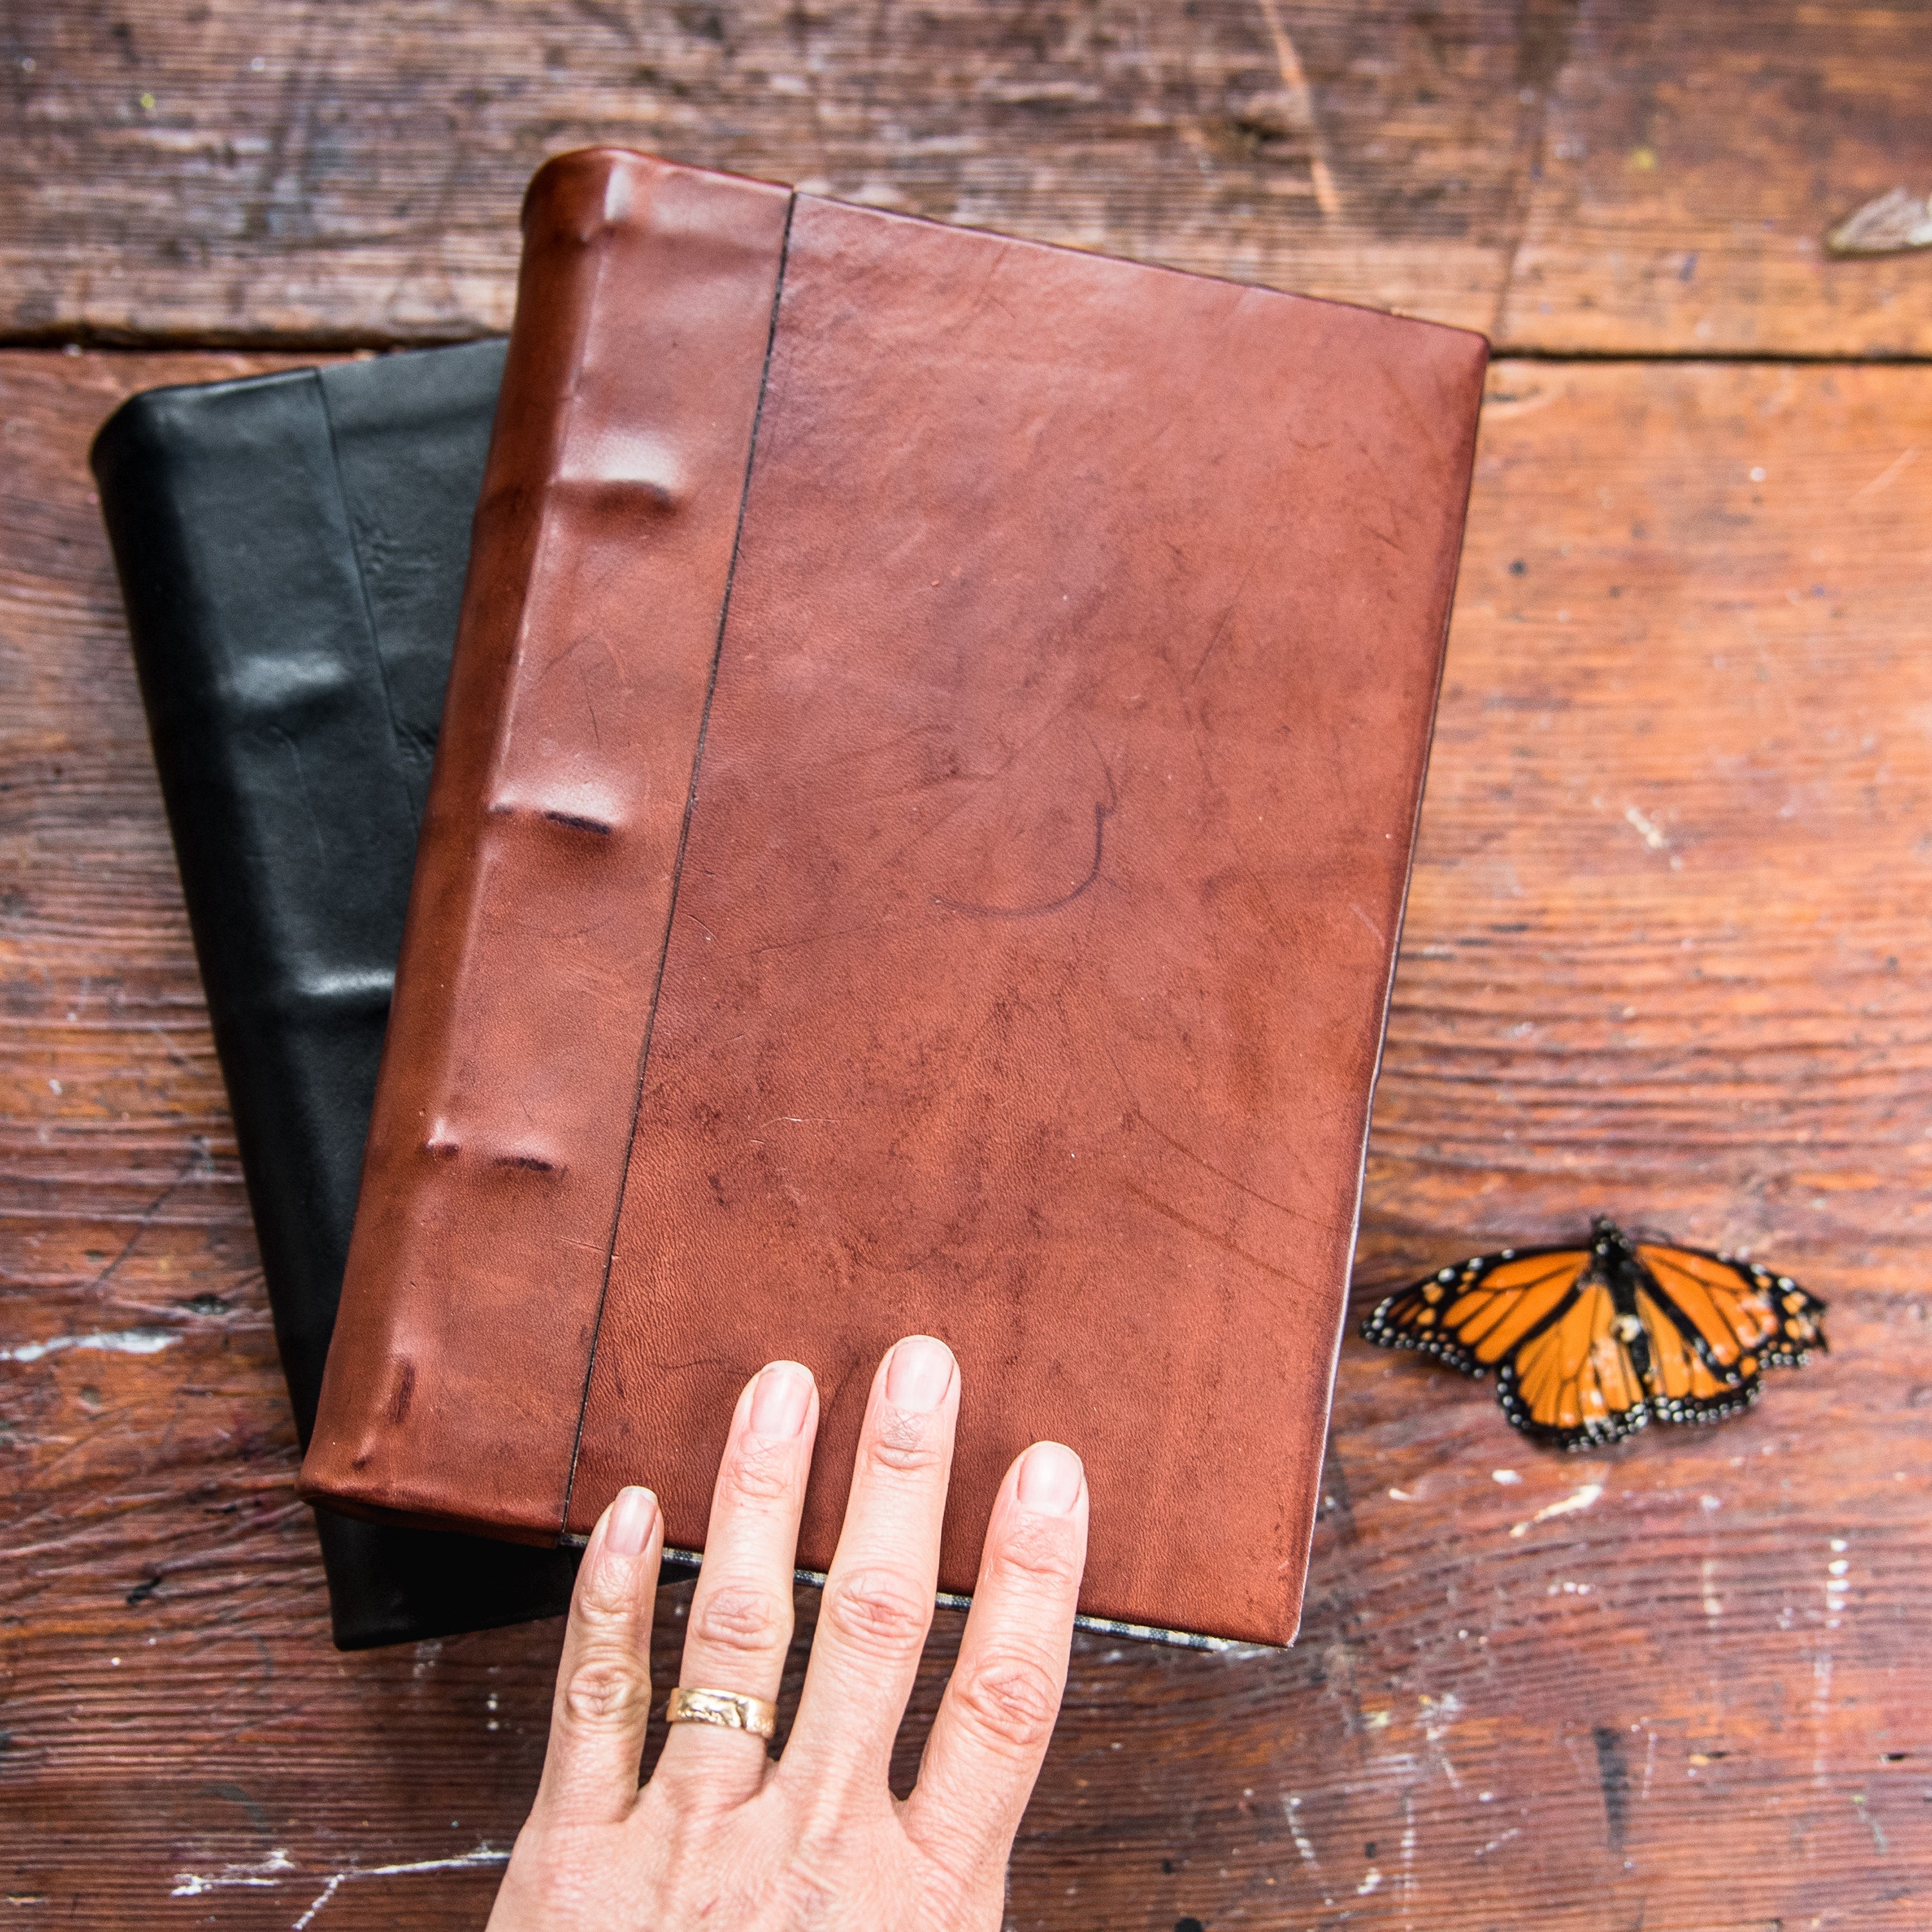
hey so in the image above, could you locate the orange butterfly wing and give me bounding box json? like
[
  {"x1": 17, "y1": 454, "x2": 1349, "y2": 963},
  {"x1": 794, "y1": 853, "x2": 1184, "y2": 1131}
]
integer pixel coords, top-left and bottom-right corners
[
  {"x1": 1636, "y1": 1242, "x2": 1827, "y2": 1371},
  {"x1": 1497, "y1": 1272, "x2": 1652, "y2": 1449},
  {"x1": 1362, "y1": 1247, "x2": 1592, "y2": 1378},
  {"x1": 1632, "y1": 1242, "x2": 1826, "y2": 1428}
]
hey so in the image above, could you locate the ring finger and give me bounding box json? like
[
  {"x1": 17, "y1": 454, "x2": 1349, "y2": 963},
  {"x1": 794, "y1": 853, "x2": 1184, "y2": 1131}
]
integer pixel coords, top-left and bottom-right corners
[{"x1": 654, "y1": 1359, "x2": 820, "y2": 1806}]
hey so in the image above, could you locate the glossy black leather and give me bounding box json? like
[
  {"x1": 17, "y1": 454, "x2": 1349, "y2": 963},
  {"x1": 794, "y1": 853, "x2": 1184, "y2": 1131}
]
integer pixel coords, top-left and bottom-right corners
[{"x1": 90, "y1": 342, "x2": 582, "y2": 1648}]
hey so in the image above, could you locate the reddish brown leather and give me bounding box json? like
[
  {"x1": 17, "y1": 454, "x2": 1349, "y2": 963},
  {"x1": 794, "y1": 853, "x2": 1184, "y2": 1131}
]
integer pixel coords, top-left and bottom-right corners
[
  {"x1": 301, "y1": 151, "x2": 791, "y2": 1539},
  {"x1": 302, "y1": 148, "x2": 1486, "y2": 1643}
]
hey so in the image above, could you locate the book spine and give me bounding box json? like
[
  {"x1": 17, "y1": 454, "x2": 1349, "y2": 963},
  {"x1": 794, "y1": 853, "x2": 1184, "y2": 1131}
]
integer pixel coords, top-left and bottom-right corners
[
  {"x1": 90, "y1": 372, "x2": 424, "y2": 1446},
  {"x1": 301, "y1": 151, "x2": 793, "y2": 1540}
]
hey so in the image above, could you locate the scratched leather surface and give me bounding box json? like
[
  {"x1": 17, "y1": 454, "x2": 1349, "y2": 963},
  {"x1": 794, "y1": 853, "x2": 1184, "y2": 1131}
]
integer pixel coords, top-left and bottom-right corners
[
  {"x1": 91, "y1": 344, "x2": 579, "y2": 1647},
  {"x1": 304, "y1": 149, "x2": 1486, "y2": 1645}
]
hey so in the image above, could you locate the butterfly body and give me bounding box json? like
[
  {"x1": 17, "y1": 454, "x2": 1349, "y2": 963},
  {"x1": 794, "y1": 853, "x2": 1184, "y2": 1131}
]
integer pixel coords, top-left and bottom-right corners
[{"x1": 1361, "y1": 1217, "x2": 1826, "y2": 1452}]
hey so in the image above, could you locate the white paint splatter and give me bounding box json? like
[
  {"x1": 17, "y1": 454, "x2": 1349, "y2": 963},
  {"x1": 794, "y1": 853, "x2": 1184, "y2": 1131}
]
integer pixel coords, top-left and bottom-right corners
[
  {"x1": 1702, "y1": 1557, "x2": 1723, "y2": 1620},
  {"x1": 1281, "y1": 1794, "x2": 1336, "y2": 1908},
  {"x1": 1826, "y1": 1540, "x2": 1850, "y2": 1625},
  {"x1": 1492, "y1": 1469, "x2": 1522, "y2": 1485},
  {"x1": 1473, "y1": 1826, "x2": 1522, "y2": 1859},
  {"x1": 1510, "y1": 1482, "x2": 1603, "y2": 1539},
  {"x1": 171, "y1": 1842, "x2": 509, "y2": 1924},
  {"x1": 171, "y1": 1848, "x2": 295, "y2": 1897},
  {"x1": 1420, "y1": 1692, "x2": 1464, "y2": 1790},
  {"x1": 290, "y1": 1878, "x2": 340, "y2": 1924},
  {"x1": 1282, "y1": 1794, "x2": 1321, "y2": 1869},
  {"x1": 1624, "y1": 804, "x2": 1669, "y2": 850},
  {"x1": 1399, "y1": 1791, "x2": 1419, "y2": 1926},
  {"x1": 2, "y1": 1327, "x2": 178, "y2": 1364},
  {"x1": 1814, "y1": 1649, "x2": 1835, "y2": 1786},
  {"x1": 291, "y1": 1848, "x2": 509, "y2": 1929},
  {"x1": 1357, "y1": 1867, "x2": 1383, "y2": 1895}
]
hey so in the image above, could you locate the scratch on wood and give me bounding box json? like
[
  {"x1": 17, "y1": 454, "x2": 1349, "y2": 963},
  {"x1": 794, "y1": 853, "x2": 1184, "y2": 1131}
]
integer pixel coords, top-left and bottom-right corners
[
  {"x1": 1852, "y1": 445, "x2": 1919, "y2": 502},
  {"x1": 1490, "y1": 0, "x2": 1581, "y2": 340},
  {"x1": 1850, "y1": 1791, "x2": 1889, "y2": 1857},
  {"x1": 1251, "y1": 0, "x2": 1340, "y2": 218}
]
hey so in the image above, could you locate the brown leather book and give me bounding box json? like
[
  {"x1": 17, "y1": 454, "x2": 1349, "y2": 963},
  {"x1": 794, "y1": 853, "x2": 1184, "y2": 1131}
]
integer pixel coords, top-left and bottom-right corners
[{"x1": 300, "y1": 147, "x2": 1486, "y2": 1647}]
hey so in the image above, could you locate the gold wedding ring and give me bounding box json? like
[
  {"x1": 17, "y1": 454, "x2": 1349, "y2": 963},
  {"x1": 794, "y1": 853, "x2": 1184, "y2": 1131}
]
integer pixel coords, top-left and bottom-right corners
[{"x1": 665, "y1": 1685, "x2": 778, "y2": 1739}]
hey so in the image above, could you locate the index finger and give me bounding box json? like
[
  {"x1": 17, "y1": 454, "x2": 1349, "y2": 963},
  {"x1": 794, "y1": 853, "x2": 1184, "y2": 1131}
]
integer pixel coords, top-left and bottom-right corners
[{"x1": 532, "y1": 1484, "x2": 665, "y2": 1826}]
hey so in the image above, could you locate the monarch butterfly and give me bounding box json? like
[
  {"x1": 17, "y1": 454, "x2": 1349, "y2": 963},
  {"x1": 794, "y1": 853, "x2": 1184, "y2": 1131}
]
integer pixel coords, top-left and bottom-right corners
[{"x1": 1360, "y1": 1217, "x2": 1826, "y2": 1451}]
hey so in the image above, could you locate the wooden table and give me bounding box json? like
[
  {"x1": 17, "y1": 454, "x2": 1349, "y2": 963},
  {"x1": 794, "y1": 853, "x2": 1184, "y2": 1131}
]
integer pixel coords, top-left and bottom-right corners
[{"x1": 4, "y1": 5, "x2": 1929, "y2": 1926}]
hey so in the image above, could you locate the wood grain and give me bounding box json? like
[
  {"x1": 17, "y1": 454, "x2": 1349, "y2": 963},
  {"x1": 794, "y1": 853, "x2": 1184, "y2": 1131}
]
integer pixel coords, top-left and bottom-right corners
[
  {"x1": 5, "y1": 1, "x2": 1932, "y2": 355},
  {"x1": 3, "y1": 346, "x2": 1927, "y2": 1927}
]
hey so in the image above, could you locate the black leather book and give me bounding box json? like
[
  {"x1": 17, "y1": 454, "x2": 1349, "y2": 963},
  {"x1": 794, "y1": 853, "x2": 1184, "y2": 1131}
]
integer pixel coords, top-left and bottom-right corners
[{"x1": 90, "y1": 341, "x2": 580, "y2": 1648}]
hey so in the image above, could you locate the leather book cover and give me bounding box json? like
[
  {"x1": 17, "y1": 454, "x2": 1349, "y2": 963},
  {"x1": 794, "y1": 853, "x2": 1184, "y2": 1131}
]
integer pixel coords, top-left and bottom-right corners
[
  {"x1": 303, "y1": 149, "x2": 1488, "y2": 1647},
  {"x1": 90, "y1": 343, "x2": 578, "y2": 1649}
]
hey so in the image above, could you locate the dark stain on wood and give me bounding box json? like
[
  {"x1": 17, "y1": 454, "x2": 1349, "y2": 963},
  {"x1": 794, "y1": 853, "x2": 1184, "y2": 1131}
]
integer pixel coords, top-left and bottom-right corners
[{"x1": 1593, "y1": 1725, "x2": 1630, "y2": 1854}]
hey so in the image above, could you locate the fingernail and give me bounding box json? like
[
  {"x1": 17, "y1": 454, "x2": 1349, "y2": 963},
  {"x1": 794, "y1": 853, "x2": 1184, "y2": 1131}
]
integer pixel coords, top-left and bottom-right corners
[
  {"x1": 606, "y1": 1485, "x2": 658, "y2": 1557},
  {"x1": 885, "y1": 1334, "x2": 955, "y2": 1412},
  {"x1": 1016, "y1": 1442, "x2": 1083, "y2": 1515},
  {"x1": 749, "y1": 1360, "x2": 813, "y2": 1439}
]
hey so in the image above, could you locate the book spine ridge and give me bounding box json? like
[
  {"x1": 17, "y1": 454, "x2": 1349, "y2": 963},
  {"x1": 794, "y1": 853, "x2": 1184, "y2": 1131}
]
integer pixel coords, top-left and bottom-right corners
[{"x1": 301, "y1": 150, "x2": 795, "y2": 1540}]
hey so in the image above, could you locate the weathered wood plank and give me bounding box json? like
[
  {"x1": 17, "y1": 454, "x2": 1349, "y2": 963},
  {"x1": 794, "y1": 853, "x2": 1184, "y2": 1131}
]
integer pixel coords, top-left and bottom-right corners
[
  {"x1": 5, "y1": 2, "x2": 1931, "y2": 355},
  {"x1": 2, "y1": 348, "x2": 1929, "y2": 1927}
]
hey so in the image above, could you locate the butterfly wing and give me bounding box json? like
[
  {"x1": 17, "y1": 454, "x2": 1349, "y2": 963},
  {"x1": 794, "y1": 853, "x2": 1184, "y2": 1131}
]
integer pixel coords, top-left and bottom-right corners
[
  {"x1": 1634, "y1": 1242, "x2": 1826, "y2": 1426},
  {"x1": 1632, "y1": 1275, "x2": 1761, "y2": 1426},
  {"x1": 1363, "y1": 1246, "x2": 1593, "y2": 1379},
  {"x1": 1495, "y1": 1270, "x2": 1653, "y2": 1450}
]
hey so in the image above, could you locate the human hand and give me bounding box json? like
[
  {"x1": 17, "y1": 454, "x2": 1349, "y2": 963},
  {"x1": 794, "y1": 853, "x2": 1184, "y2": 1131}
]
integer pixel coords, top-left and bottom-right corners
[{"x1": 488, "y1": 1335, "x2": 1089, "y2": 1930}]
